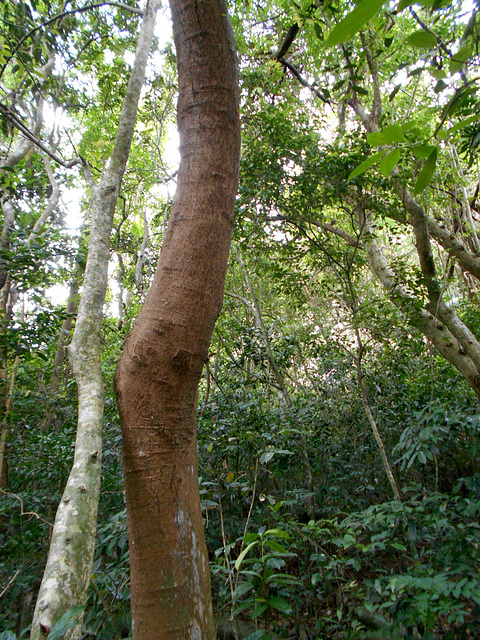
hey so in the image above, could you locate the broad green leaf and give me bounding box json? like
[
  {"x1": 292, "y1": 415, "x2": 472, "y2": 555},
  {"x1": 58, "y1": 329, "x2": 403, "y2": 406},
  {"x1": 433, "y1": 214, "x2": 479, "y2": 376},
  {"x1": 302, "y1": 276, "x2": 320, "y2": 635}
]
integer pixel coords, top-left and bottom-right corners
[
  {"x1": 441, "y1": 85, "x2": 476, "y2": 119},
  {"x1": 382, "y1": 124, "x2": 405, "y2": 143},
  {"x1": 430, "y1": 67, "x2": 447, "y2": 80},
  {"x1": 314, "y1": 22, "x2": 323, "y2": 40},
  {"x1": 411, "y1": 144, "x2": 437, "y2": 159},
  {"x1": 407, "y1": 31, "x2": 438, "y2": 49},
  {"x1": 449, "y1": 44, "x2": 472, "y2": 74},
  {"x1": 413, "y1": 147, "x2": 438, "y2": 194},
  {"x1": 47, "y1": 606, "x2": 85, "y2": 640},
  {"x1": 379, "y1": 149, "x2": 401, "y2": 176},
  {"x1": 348, "y1": 150, "x2": 384, "y2": 180},
  {"x1": 401, "y1": 120, "x2": 417, "y2": 133},
  {"x1": 233, "y1": 600, "x2": 256, "y2": 616},
  {"x1": 233, "y1": 582, "x2": 254, "y2": 598},
  {"x1": 266, "y1": 539, "x2": 287, "y2": 553},
  {"x1": 325, "y1": 0, "x2": 386, "y2": 47},
  {"x1": 251, "y1": 602, "x2": 268, "y2": 618},
  {"x1": 367, "y1": 131, "x2": 388, "y2": 146},
  {"x1": 447, "y1": 115, "x2": 479, "y2": 135},
  {"x1": 264, "y1": 528, "x2": 289, "y2": 538},
  {"x1": 267, "y1": 596, "x2": 293, "y2": 613},
  {"x1": 235, "y1": 541, "x2": 259, "y2": 570},
  {"x1": 244, "y1": 532, "x2": 260, "y2": 544},
  {"x1": 434, "y1": 79, "x2": 448, "y2": 93},
  {"x1": 352, "y1": 85, "x2": 368, "y2": 96}
]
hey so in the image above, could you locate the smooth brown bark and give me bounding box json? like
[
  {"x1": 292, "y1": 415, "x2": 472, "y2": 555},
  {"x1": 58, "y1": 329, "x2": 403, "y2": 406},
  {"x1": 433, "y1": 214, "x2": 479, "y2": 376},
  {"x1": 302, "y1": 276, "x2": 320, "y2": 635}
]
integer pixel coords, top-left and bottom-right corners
[{"x1": 114, "y1": 0, "x2": 240, "y2": 637}]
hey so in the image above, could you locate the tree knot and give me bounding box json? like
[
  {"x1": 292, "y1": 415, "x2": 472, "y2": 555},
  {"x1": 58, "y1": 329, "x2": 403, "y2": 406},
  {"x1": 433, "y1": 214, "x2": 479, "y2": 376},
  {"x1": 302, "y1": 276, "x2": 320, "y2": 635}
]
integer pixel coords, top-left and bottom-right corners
[{"x1": 172, "y1": 349, "x2": 191, "y2": 372}]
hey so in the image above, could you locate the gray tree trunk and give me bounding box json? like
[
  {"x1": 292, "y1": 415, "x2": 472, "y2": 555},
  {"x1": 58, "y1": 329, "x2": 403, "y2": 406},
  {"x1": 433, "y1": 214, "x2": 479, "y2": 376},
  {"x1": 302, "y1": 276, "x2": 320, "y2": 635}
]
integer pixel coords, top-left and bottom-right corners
[{"x1": 30, "y1": 2, "x2": 161, "y2": 637}]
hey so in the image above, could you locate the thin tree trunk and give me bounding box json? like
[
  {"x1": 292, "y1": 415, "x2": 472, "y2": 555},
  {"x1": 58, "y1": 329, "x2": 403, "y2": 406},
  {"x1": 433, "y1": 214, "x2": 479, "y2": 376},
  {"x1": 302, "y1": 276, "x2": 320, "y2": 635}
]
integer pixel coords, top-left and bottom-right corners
[
  {"x1": 0, "y1": 354, "x2": 20, "y2": 488},
  {"x1": 354, "y1": 328, "x2": 401, "y2": 501},
  {"x1": 235, "y1": 252, "x2": 315, "y2": 512},
  {"x1": 42, "y1": 279, "x2": 80, "y2": 432},
  {"x1": 114, "y1": 0, "x2": 240, "y2": 635},
  {"x1": 359, "y1": 207, "x2": 480, "y2": 400},
  {"x1": 30, "y1": 3, "x2": 160, "y2": 638}
]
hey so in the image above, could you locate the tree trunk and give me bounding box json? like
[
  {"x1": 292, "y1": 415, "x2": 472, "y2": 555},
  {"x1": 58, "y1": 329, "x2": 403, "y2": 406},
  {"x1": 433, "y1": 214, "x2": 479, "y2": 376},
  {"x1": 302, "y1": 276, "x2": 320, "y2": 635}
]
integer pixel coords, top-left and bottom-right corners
[
  {"x1": 358, "y1": 207, "x2": 480, "y2": 400},
  {"x1": 42, "y1": 278, "x2": 80, "y2": 432},
  {"x1": 353, "y1": 329, "x2": 401, "y2": 501},
  {"x1": 30, "y1": 3, "x2": 160, "y2": 638},
  {"x1": 114, "y1": 0, "x2": 240, "y2": 636}
]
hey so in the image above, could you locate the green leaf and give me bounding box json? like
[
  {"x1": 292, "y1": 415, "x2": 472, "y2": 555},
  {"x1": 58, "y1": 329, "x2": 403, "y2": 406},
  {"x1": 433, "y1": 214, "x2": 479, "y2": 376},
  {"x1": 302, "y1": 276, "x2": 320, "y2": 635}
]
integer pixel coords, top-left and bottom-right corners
[
  {"x1": 441, "y1": 85, "x2": 476, "y2": 120},
  {"x1": 352, "y1": 85, "x2": 368, "y2": 96},
  {"x1": 314, "y1": 22, "x2": 323, "y2": 40},
  {"x1": 382, "y1": 124, "x2": 405, "y2": 143},
  {"x1": 266, "y1": 572, "x2": 301, "y2": 585},
  {"x1": 325, "y1": 0, "x2": 386, "y2": 47},
  {"x1": 447, "y1": 115, "x2": 479, "y2": 135},
  {"x1": 407, "y1": 31, "x2": 438, "y2": 48},
  {"x1": 0, "y1": 632, "x2": 18, "y2": 640},
  {"x1": 367, "y1": 131, "x2": 388, "y2": 146},
  {"x1": 449, "y1": 44, "x2": 472, "y2": 74},
  {"x1": 379, "y1": 148, "x2": 401, "y2": 176},
  {"x1": 430, "y1": 67, "x2": 447, "y2": 80},
  {"x1": 46, "y1": 606, "x2": 85, "y2": 640},
  {"x1": 434, "y1": 80, "x2": 448, "y2": 93},
  {"x1": 243, "y1": 632, "x2": 268, "y2": 640},
  {"x1": 234, "y1": 582, "x2": 254, "y2": 599},
  {"x1": 267, "y1": 596, "x2": 293, "y2": 614},
  {"x1": 234, "y1": 600, "x2": 256, "y2": 616},
  {"x1": 264, "y1": 528, "x2": 289, "y2": 539},
  {"x1": 235, "y1": 541, "x2": 259, "y2": 570},
  {"x1": 266, "y1": 539, "x2": 287, "y2": 553},
  {"x1": 411, "y1": 144, "x2": 437, "y2": 158},
  {"x1": 413, "y1": 147, "x2": 438, "y2": 194},
  {"x1": 251, "y1": 602, "x2": 269, "y2": 618},
  {"x1": 401, "y1": 120, "x2": 417, "y2": 133},
  {"x1": 348, "y1": 150, "x2": 384, "y2": 180}
]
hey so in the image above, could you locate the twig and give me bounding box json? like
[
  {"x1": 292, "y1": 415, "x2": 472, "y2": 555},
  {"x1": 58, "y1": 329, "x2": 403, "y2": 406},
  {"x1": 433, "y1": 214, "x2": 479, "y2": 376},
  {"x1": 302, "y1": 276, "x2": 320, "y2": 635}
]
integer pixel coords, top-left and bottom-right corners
[
  {"x1": 0, "y1": 1, "x2": 143, "y2": 81},
  {"x1": 0, "y1": 568, "x2": 20, "y2": 599},
  {"x1": 0, "y1": 489, "x2": 53, "y2": 527}
]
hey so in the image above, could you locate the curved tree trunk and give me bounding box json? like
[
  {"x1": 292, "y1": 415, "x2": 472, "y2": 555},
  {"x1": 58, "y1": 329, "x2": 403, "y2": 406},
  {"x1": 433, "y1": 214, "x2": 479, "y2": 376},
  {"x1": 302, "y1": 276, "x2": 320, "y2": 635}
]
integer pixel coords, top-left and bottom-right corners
[
  {"x1": 114, "y1": 0, "x2": 240, "y2": 636},
  {"x1": 30, "y1": 3, "x2": 160, "y2": 638},
  {"x1": 358, "y1": 207, "x2": 480, "y2": 400}
]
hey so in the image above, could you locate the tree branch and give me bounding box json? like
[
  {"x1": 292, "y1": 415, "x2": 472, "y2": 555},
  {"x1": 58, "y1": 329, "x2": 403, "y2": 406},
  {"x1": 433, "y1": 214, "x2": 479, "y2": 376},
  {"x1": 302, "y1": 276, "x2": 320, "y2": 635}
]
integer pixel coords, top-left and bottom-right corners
[
  {"x1": 0, "y1": 103, "x2": 81, "y2": 168},
  {"x1": 0, "y1": 2, "x2": 143, "y2": 81}
]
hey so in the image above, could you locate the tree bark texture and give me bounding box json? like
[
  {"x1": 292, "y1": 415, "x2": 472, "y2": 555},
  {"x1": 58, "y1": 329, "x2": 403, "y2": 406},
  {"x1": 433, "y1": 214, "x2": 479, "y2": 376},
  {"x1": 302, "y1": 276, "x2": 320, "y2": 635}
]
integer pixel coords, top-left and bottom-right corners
[
  {"x1": 30, "y1": 3, "x2": 160, "y2": 638},
  {"x1": 114, "y1": 0, "x2": 240, "y2": 637}
]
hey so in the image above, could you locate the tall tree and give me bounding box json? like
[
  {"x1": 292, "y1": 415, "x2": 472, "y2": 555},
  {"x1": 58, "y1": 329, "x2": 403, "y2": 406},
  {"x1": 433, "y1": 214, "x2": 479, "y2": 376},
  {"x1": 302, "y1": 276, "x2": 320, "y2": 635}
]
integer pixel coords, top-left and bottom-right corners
[
  {"x1": 114, "y1": 0, "x2": 241, "y2": 635},
  {"x1": 30, "y1": 1, "x2": 161, "y2": 637}
]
